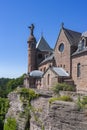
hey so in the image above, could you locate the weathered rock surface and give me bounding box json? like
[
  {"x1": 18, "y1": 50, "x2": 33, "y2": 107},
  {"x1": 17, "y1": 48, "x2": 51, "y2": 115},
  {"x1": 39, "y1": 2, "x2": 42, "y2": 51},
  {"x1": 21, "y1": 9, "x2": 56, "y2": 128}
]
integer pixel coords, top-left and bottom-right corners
[
  {"x1": 5, "y1": 89, "x2": 28, "y2": 130},
  {"x1": 5, "y1": 89, "x2": 87, "y2": 130},
  {"x1": 30, "y1": 91, "x2": 87, "y2": 130}
]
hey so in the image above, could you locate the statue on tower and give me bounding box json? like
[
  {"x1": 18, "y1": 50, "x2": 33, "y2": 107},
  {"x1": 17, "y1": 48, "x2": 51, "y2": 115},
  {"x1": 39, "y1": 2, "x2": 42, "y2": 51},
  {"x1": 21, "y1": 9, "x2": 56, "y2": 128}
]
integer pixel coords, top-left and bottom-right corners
[{"x1": 28, "y1": 24, "x2": 34, "y2": 36}]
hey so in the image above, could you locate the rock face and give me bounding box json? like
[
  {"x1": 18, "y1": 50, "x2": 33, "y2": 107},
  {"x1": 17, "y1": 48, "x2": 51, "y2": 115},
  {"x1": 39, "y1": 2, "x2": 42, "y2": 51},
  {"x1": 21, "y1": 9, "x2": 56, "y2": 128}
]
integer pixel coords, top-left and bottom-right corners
[
  {"x1": 5, "y1": 89, "x2": 87, "y2": 130},
  {"x1": 5, "y1": 90, "x2": 28, "y2": 130},
  {"x1": 30, "y1": 91, "x2": 87, "y2": 130}
]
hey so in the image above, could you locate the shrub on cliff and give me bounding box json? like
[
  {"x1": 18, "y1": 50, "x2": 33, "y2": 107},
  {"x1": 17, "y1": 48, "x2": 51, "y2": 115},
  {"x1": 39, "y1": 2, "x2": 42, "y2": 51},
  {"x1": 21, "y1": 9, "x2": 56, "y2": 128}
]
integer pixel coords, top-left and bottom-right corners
[
  {"x1": 19, "y1": 88, "x2": 39, "y2": 102},
  {"x1": 4, "y1": 117, "x2": 17, "y2": 130},
  {"x1": 77, "y1": 96, "x2": 87, "y2": 110},
  {"x1": 52, "y1": 83, "x2": 75, "y2": 94},
  {"x1": 49, "y1": 95, "x2": 73, "y2": 104}
]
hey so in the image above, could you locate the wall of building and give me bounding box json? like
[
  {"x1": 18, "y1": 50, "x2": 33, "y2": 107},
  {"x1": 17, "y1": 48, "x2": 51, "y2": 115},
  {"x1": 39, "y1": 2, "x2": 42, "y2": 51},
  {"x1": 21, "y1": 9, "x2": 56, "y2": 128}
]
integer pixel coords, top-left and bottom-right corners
[
  {"x1": 41, "y1": 68, "x2": 58, "y2": 90},
  {"x1": 54, "y1": 29, "x2": 71, "y2": 75},
  {"x1": 72, "y1": 51, "x2": 87, "y2": 91},
  {"x1": 36, "y1": 51, "x2": 49, "y2": 67},
  {"x1": 38, "y1": 61, "x2": 53, "y2": 73}
]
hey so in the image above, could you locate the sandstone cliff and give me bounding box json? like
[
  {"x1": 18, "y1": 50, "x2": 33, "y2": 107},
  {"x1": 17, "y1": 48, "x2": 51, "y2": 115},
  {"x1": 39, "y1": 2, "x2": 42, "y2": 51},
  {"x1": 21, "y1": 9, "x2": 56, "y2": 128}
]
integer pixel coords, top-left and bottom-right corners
[
  {"x1": 5, "y1": 88, "x2": 29, "y2": 130},
  {"x1": 5, "y1": 88, "x2": 87, "y2": 130}
]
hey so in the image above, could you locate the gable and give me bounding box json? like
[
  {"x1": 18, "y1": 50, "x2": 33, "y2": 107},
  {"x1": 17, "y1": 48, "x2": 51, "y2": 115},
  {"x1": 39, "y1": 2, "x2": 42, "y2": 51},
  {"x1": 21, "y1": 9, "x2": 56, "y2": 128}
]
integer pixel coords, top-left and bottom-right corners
[
  {"x1": 42, "y1": 67, "x2": 69, "y2": 77},
  {"x1": 54, "y1": 28, "x2": 71, "y2": 74},
  {"x1": 54, "y1": 27, "x2": 81, "y2": 50},
  {"x1": 36, "y1": 36, "x2": 53, "y2": 52},
  {"x1": 42, "y1": 67, "x2": 57, "y2": 78},
  {"x1": 54, "y1": 28, "x2": 71, "y2": 54},
  {"x1": 54, "y1": 28, "x2": 69, "y2": 50}
]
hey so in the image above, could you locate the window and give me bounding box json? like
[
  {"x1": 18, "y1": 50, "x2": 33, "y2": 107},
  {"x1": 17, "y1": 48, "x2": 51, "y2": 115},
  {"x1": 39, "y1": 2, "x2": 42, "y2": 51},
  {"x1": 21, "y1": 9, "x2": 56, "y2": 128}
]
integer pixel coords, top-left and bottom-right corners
[
  {"x1": 40, "y1": 68, "x2": 42, "y2": 71},
  {"x1": 82, "y1": 39, "x2": 85, "y2": 48},
  {"x1": 63, "y1": 65, "x2": 65, "y2": 68},
  {"x1": 38, "y1": 54, "x2": 42, "y2": 59},
  {"x1": 44, "y1": 67, "x2": 46, "y2": 72},
  {"x1": 59, "y1": 43, "x2": 64, "y2": 52},
  {"x1": 60, "y1": 64, "x2": 62, "y2": 67},
  {"x1": 47, "y1": 74, "x2": 50, "y2": 85},
  {"x1": 77, "y1": 63, "x2": 81, "y2": 77}
]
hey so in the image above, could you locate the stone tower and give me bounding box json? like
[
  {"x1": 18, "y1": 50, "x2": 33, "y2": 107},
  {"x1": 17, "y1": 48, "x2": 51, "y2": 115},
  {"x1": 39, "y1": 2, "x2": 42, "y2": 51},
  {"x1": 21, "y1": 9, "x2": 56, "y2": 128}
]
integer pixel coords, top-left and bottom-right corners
[{"x1": 27, "y1": 24, "x2": 36, "y2": 73}]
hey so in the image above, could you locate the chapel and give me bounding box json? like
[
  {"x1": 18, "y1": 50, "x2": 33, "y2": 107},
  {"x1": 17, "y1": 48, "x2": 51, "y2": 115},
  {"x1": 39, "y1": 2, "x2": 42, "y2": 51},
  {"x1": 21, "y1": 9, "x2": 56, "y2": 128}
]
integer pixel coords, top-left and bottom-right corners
[{"x1": 24, "y1": 24, "x2": 87, "y2": 92}]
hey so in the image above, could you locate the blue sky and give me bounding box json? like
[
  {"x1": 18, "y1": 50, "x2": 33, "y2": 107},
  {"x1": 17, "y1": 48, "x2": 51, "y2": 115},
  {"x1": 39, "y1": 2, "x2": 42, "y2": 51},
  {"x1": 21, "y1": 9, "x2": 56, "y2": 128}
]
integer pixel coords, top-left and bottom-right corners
[{"x1": 0, "y1": 0, "x2": 87, "y2": 78}]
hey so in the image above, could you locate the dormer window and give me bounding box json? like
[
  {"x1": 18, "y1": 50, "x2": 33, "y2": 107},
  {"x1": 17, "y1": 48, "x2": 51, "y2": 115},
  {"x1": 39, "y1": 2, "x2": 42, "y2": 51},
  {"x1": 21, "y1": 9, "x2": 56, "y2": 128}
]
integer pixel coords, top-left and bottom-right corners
[{"x1": 78, "y1": 39, "x2": 85, "y2": 51}]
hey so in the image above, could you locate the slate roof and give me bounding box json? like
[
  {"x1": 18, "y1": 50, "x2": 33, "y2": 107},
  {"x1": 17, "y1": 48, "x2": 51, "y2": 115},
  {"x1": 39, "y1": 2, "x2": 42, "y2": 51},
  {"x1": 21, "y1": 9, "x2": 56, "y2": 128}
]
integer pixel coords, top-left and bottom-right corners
[
  {"x1": 63, "y1": 28, "x2": 81, "y2": 46},
  {"x1": 52, "y1": 67, "x2": 69, "y2": 77},
  {"x1": 29, "y1": 70, "x2": 43, "y2": 78},
  {"x1": 72, "y1": 47, "x2": 87, "y2": 56},
  {"x1": 40, "y1": 53, "x2": 54, "y2": 65},
  {"x1": 36, "y1": 36, "x2": 53, "y2": 52}
]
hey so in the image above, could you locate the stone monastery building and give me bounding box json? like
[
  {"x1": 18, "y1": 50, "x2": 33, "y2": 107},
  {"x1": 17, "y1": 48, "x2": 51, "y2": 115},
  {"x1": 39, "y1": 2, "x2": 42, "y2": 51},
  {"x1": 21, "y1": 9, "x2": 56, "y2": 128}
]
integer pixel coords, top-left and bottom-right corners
[{"x1": 24, "y1": 24, "x2": 87, "y2": 92}]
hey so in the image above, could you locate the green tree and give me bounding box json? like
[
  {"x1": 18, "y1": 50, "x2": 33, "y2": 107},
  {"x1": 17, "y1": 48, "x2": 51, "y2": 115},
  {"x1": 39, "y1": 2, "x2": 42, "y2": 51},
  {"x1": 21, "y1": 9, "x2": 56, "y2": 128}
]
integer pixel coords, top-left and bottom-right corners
[
  {"x1": 7, "y1": 74, "x2": 25, "y2": 91},
  {"x1": 0, "y1": 98, "x2": 9, "y2": 130}
]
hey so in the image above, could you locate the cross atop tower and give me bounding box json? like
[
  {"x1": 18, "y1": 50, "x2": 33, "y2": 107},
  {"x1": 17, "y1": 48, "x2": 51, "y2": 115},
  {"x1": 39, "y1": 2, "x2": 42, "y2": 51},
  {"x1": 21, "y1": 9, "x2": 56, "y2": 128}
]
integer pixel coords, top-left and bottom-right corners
[{"x1": 61, "y1": 22, "x2": 64, "y2": 29}]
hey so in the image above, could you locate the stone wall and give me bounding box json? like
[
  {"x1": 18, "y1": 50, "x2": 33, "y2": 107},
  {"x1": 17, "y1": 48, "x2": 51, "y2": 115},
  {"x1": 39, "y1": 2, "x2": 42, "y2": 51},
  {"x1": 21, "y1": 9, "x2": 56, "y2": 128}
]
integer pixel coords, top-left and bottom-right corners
[
  {"x1": 72, "y1": 52, "x2": 87, "y2": 92},
  {"x1": 30, "y1": 90, "x2": 87, "y2": 130},
  {"x1": 38, "y1": 60, "x2": 53, "y2": 72},
  {"x1": 41, "y1": 68, "x2": 58, "y2": 89},
  {"x1": 54, "y1": 29, "x2": 71, "y2": 75}
]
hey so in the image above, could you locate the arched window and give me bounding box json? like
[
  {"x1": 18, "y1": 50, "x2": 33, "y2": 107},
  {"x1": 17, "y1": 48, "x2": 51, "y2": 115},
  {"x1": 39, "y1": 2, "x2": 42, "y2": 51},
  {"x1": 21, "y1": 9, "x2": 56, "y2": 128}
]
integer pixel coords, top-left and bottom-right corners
[
  {"x1": 77, "y1": 63, "x2": 81, "y2": 77},
  {"x1": 47, "y1": 74, "x2": 50, "y2": 85},
  {"x1": 82, "y1": 39, "x2": 85, "y2": 48},
  {"x1": 44, "y1": 67, "x2": 46, "y2": 72}
]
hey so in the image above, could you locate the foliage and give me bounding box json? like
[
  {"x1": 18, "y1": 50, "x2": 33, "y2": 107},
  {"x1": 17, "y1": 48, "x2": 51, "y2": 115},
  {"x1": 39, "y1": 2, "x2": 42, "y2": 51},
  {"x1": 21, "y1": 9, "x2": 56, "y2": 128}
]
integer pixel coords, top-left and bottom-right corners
[
  {"x1": 4, "y1": 117, "x2": 17, "y2": 130},
  {"x1": 52, "y1": 83, "x2": 75, "y2": 94},
  {"x1": 19, "y1": 88, "x2": 39, "y2": 102},
  {"x1": 49, "y1": 95, "x2": 73, "y2": 104},
  {"x1": 77, "y1": 96, "x2": 87, "y2": 110},
  {"x1": 0, "y1": 78, "x2": 10, "y2": 88},
  {"x1": 0, "y1": 98, "x2": 9, "y2": 130},
  {"x1": 0, "y1": 74, "x2": 25, "y2": 98},
  {"x1": 0, "y1": 74, "x2": 24, "y2": 130},
  {"x1": 6, "y1": 74, "x2": 24, "y2": 92},
  {"x1": 19, "y1": 88, "x2": 39, "y2": 130},
  {"x1": 0, "y1": 78, "x2": 11, "y2": 98}
]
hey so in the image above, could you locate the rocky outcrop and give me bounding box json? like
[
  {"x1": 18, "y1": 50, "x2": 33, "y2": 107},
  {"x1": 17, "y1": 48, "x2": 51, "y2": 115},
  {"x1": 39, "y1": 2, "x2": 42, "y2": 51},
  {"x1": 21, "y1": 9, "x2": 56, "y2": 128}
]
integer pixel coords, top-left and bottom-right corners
[
  {"x1": 5, "y1": 89, "x2": 87, "y2": 130},
  {"x1": 30, "y1": 90, "x2": 87, "y2": 130},
  {"x1": 5, "y1": 89, "x2": 29, "y2": 130}
]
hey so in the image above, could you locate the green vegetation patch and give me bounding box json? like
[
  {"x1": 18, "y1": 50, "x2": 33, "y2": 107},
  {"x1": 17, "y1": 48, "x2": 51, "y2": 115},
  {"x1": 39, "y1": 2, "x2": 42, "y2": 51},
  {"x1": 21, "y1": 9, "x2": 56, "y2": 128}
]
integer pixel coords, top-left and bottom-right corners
[
  {"x1": 0, "y1": 74, "x2": 25, "y2": 98},
  {"x1": 19, "y1": 88, "x2": 39, "y2": 102},
  {"x1": 49, "y1": 95, "x2": 73, "y2": 104},
  {"x1": 52, "y1": 83, "x2": 75, "y2": 94},
  {"x1": 0, "y1": 98, "x2": 9, "y2": 130},
  {"x1": 77, "y1": 96, "x2": 87, "y2": 110},
  {"x1": 4, "y1": 117, "x2": 17, "y2": 130}
]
